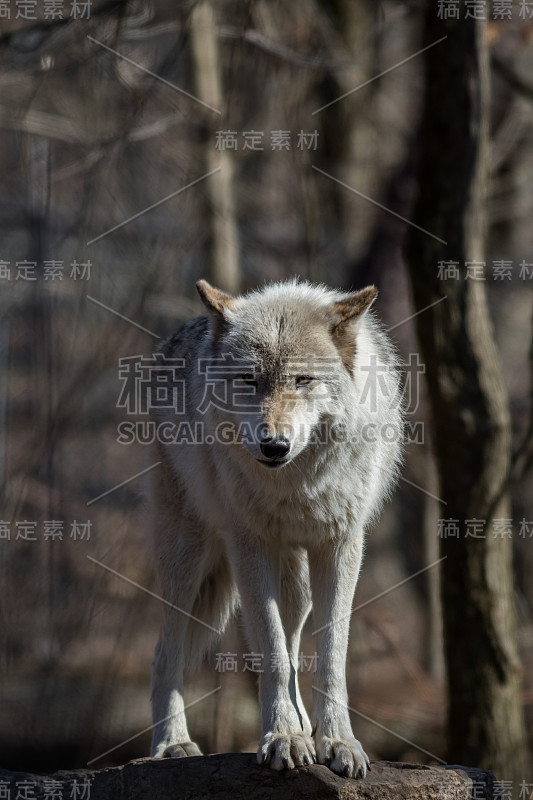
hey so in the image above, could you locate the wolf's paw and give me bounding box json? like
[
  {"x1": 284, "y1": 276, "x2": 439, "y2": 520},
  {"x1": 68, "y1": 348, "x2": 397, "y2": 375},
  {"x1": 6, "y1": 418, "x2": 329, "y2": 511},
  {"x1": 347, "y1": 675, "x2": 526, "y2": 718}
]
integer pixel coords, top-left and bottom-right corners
[
  {"x1": 316, "y1": 736, "x2": 370, "y2": 779},
  {"x1": 257, "y1": 732, "x2": 316, "y2": 771},
  {"x1": 158, "y1": 741, "x2": 203, "y2": 758}
]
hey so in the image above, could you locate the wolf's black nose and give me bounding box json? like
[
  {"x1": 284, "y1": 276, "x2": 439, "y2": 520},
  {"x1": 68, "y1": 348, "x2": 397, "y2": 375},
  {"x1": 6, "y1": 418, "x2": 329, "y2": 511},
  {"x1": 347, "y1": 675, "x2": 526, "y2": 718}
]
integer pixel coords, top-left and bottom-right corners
[{"x1": 260, "y1": 437, "x2": 290, "y2": 460}]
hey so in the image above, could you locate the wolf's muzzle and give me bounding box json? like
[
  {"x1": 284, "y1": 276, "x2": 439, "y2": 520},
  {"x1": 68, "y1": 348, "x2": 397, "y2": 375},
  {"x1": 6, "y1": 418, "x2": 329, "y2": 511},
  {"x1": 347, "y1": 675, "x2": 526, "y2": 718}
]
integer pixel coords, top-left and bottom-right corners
[{"x1": 259, "y1": 436, "x2": 291, "y2": 461}]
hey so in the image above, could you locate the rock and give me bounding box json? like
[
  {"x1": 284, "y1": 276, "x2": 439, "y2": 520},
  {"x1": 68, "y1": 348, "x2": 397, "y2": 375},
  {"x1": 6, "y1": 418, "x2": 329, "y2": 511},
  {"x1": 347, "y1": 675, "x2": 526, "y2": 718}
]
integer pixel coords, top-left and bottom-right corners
[{"x1": 0, "y1": 754, "x2": 498, "y2": 799}]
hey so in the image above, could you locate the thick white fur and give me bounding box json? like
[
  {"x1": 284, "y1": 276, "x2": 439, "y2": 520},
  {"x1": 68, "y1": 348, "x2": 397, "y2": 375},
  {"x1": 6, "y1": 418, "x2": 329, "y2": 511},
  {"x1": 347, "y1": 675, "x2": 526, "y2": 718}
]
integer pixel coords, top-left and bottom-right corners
[{"x1": 149, "y1": 279, "x2": 403, "y2": 778}]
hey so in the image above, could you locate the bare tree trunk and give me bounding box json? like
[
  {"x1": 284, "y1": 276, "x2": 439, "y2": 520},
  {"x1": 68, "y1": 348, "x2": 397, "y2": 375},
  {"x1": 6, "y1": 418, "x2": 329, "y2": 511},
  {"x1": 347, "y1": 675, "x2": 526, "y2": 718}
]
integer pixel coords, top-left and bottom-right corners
[
  {"x1": 404, "y1": 4, "x2": 528, "y2": 783},
  {"x1": 423, "y1": 455, "x2": 444, "y2": 682},
  {"x1": 190, "y1": 0, "x2": 240, "y2": 294},
  {"x1": 315, "y1": 0, "x2": 380, "y2": 283}
]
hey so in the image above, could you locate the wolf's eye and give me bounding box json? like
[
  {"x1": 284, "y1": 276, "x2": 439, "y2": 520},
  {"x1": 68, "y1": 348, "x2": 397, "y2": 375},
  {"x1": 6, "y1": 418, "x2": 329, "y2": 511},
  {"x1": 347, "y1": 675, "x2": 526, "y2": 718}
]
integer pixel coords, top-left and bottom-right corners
[
  {"x1": 237, "y1": 374, "x2": 258, "y2": 386},
  {"x1": 296, "y1": 376, "x2": 314, "y2": 386}
]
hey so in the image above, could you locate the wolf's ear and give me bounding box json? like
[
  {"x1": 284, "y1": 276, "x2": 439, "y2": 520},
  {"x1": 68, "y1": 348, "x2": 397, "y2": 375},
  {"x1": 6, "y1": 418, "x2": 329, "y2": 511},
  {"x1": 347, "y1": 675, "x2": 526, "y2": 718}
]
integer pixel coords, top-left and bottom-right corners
[
  {"x1": 331, "y1": 285, "x2": 377, "y2": 328},
  {"x1": 329, "y1": 285, "x2": 377, "y2": 374},
  {"x1": 196, "y1": 279, "x2": 235, "y2": 315},
  {"x1": 196, "y1": 279, "x2": 236, "y2": 342}
]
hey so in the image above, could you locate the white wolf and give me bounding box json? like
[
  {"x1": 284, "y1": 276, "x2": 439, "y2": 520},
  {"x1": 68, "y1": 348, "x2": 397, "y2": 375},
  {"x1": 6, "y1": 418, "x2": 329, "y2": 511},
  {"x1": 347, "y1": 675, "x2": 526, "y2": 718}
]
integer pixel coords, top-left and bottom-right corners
[{"x1": 149, "y1": 279, "x2": 403, "y2": 778}]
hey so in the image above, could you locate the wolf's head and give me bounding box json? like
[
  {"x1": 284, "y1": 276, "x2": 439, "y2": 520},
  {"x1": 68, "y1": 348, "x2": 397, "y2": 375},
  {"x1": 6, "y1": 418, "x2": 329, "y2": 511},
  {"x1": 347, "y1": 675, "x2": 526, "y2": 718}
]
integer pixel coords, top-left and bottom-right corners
[{"x1": 196, "y1": 279, "x2": 377, "y2": 469}]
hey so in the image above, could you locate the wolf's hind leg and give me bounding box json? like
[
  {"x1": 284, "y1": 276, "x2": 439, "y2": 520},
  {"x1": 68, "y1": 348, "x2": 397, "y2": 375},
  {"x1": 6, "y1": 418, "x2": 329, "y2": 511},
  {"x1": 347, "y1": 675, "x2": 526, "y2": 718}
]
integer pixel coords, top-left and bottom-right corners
[
  {"x1": 151, "y1": 625, "x2": 202, "y2": 758},
  {"x1": 150, "y1": 515, "x2": 228, "y2": 759},
  {"x1": 150, "y1": 539, "x2": 203, "y2": 758}
]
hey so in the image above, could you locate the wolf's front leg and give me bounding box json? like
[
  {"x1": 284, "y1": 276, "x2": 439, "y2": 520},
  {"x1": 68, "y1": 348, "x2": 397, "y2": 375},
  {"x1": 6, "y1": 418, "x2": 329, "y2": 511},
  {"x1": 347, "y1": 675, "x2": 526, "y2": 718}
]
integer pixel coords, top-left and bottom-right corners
[
  {"x1": 308, "y1": 537, "x2": 370, "y2": 779},
  {"x1": 231, "y1": 536, "x2": 315, "y2": 771}
]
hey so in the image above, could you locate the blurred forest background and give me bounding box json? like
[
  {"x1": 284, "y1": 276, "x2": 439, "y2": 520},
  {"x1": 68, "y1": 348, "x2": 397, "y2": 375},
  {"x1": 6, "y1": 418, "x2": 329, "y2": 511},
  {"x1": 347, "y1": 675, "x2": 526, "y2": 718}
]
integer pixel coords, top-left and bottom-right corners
[{"x1": 1, "y1": 0, "x2": 533, "y2": 784}]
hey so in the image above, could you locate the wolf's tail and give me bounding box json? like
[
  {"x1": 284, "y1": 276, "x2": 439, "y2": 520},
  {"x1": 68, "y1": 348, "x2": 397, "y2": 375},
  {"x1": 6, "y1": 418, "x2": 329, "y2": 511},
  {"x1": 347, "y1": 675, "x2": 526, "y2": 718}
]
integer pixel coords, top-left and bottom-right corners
[{"x1": 184, "y1": 557, "x2": 240, "y2": 673}]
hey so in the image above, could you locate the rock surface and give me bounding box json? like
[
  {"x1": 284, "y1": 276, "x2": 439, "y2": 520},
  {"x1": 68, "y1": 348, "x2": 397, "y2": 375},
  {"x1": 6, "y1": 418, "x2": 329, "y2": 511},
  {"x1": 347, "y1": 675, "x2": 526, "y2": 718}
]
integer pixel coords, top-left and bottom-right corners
[{"x1": 0, "y1": 754, "x2": 498, "y2": 799}]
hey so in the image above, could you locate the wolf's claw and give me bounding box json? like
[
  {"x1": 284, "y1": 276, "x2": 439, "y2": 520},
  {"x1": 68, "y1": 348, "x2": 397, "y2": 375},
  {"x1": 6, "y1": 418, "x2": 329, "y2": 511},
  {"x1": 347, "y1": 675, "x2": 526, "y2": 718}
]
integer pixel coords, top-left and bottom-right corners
[
  {"x1": 258, "y1": 732, "x2": 316, "y2": 771},
  {"x1": 316, "y1": 736, "x2": 369, "y2": 779}
]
